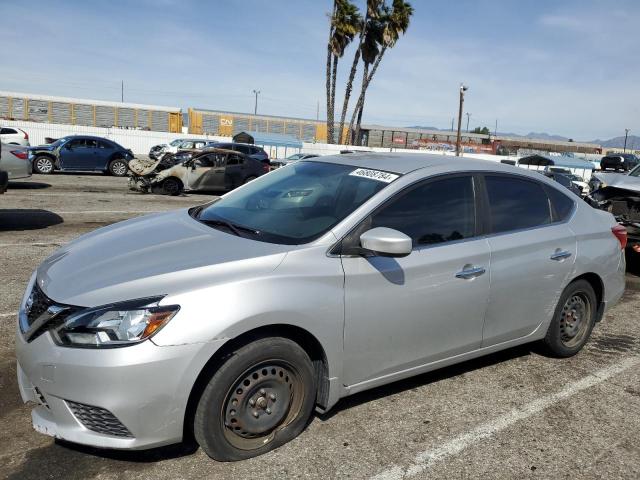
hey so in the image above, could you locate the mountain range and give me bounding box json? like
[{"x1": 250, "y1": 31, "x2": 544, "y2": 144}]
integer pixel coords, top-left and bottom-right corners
[{"x1": 409, "y1": 126, "x2": 639, "y2": 149}]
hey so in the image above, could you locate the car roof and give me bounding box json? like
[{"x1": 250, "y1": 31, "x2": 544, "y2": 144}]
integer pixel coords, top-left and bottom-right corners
[{"x1": 308, "y1": 152, "x2": 521, "y2": 175}]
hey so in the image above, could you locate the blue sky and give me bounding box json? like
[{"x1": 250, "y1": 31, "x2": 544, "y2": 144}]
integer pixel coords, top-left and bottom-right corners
[{"x1": 0, "y1": 0, "x2": 638, "y2": 140}]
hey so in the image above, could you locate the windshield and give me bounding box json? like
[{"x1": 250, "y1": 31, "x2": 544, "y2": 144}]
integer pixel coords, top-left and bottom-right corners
[
  {"x1": 195, "y1": 161, "x2": 398, "y2": 244},
  {"x1": 629, "y1": 165, "x2": 640, "y2": 177}
]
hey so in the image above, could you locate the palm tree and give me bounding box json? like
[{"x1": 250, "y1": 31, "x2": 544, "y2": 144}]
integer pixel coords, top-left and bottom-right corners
[
  {"x1": 326, "y1": 0, "x2": 361, "y2": 144},
  {"x1": 337, "y1": 0, "x2": 384, "y2": 144},
  {"x1": 348, "y1": 0, "x2": 413, "y2": 144}
]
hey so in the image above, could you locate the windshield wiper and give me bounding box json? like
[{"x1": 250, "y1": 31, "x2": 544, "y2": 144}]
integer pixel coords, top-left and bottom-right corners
[{"x1": 199, "y1": 218, "x2": 260, "y2": 238}]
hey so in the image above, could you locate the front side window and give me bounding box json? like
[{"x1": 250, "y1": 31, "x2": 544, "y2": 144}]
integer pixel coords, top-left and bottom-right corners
[
  {"x1": 485, "y1": 175, "x2": 551, "y2": 233},
  {"x1": 369, "y1": 176, "x2": 476, "y2": 247},
  {"x1": 195, "y1": 161, "x2": 397, "y2": 244}
]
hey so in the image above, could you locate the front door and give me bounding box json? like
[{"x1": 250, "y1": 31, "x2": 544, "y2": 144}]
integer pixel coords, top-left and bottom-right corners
[
  {"x1": 480, "y1": 174, "x2": 577, "y2": 346},
  {"x1": 185, "y1": 154, "x2": 218, "y2": 191},
  {"x1": 59, "y1": 138, "x2": 89, "y2": 170},
  {"x1": 341, "y1": 175, "x2": 490, "y2": 387}
]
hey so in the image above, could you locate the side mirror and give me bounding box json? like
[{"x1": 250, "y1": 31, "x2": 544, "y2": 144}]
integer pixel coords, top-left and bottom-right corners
[{"x1": 359, "y1": 227, "x2": 412, "y2": 257}]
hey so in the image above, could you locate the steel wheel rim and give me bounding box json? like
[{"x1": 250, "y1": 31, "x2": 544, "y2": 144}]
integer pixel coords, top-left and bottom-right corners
[
  {"x1": 220, "y1": 360, "x2": 304, "y2": 450},
  {"x1": 560, "y1": 293, "x2": 591, "y2": 348},
  {"x1": 36, "y1": 158, "x2": 53, "y2": 173},
  {"x1": 112, "y1": 161, "x2": 127, "y2": 176}
]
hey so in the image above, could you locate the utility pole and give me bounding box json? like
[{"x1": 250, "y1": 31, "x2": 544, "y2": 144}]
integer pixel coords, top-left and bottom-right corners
[
  {"x1": 121, "y1": 80, "x2": 124, "y2": 103},
  {"x1": 494, "y1": 119, "x2": 498, "y2": 137},
  {"x1": 451, "y1": 117, "x2": 454, "y2": 132},
  {"x1": 252, "y1": 89, "x2": 261, "y2": 115},
  {"x1": 316, "y1": 100, "x2": 320, "y2": 121},
  {"x1": 624, "y1": 128, "x2": 630, "y2": 152},
  {"x1": 465, "y1": 112, "x2": 472, "y2": 132},
  {"x1": 456, "y1": 84, "x2": 468, "y2": 157}
]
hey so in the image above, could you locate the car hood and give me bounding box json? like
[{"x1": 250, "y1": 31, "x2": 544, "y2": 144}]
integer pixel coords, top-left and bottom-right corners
[
  {"x1": 36, "y1": 209, "x2": 291, "y2": 306},
  {"x1": 592, "y1": 172, "x2": 640, "y2": 192},
  {"x1": 29, "y1": 145, "x2": 55, "y2": 152}
]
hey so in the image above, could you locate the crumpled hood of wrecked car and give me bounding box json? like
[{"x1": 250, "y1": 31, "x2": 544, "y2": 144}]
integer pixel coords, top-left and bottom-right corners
[{"x1": 36, "y1": 208, "x2": 290, "y2": 306}]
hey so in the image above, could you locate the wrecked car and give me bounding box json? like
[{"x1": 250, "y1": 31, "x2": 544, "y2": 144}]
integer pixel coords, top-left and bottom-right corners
[
  {"x1": 129, "y1": 148, "x2": 269, "y2": 195},
  {"x1": 587, "y1": 164, "x2": 640, "y2": 247}
]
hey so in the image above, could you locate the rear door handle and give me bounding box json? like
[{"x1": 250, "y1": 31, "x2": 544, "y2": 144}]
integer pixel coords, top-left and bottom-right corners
[
  {"x1": 455, "y1": 266, "x2": 486, "y2": 279},
  {"x1": 550, "y1": 250, "x2": 572, "y2": 261}
]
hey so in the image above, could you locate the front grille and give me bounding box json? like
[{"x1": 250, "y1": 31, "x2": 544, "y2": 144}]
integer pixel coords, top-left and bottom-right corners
[{"x1": 66, "y1": 400, "x2": 133, "y2": 438}]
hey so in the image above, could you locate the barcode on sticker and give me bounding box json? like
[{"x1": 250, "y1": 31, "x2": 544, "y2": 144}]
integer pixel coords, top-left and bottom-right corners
[{"x1": 349, "y1": 168, "x2": 399, "y2": 183}]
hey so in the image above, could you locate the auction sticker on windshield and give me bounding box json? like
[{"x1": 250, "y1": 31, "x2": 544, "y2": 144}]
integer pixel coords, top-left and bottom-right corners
[{"x1": 349, "y1": 168, "x2": 399, "y2": 183}]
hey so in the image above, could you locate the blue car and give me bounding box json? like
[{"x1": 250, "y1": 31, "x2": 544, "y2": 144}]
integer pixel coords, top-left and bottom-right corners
[{"x1": 30, "y1": 136, "x2": 135, "y2": 176}]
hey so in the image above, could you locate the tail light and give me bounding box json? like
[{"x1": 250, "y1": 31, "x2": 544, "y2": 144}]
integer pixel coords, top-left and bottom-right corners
[
  {"x1": 263, "y1": 163, "x2": 270, "y2": 173},
  {"x1": 23, "y1": 130, "x2": 29, "y2": 140},
  {"x1": 611, "y1": 224, "x2": 628, "y2": 250},
  {"x1": 10, "y1": 150, "x2": 29, "y2": 160}
]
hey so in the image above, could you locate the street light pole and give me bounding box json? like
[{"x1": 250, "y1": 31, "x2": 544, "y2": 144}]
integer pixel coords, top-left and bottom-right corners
[
  {"x1": 455, "y1": 84, "x2": 467, "y2": 157},
  {"x1": 624, "y1": 128, "x2": 630, "y2": 153},
  {"x1": 252, "y1": 89, "x2": 261, "y2": 115}
]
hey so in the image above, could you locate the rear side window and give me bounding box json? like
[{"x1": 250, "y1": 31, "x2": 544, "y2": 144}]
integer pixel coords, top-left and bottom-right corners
[
  {"x1": 485, "y1": 175, "x2": 551, "y2": 233},
  {"x1": 227, "y1": 154, "x2": 244, "y2": 166},
  {"x1": 371, "y1": 176, "x2": 476, "y2": 246},
  {"x1": 1, "y1": 128, "x2": 18, "y2": 135},
  {"x1": 545, "y1": 185, "x2": 575, "y2": 221}
]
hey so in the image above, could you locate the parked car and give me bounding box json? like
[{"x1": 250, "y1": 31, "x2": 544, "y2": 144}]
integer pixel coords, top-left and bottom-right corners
[
  {"x1": 599, "y1": 153, "x2": 639, "y2": 172},
  {"x1": 208, "y1": 142, "x2": 269, "y2": 163},
  {"x1": 149, "y1": 138, "x2": 209, "y2": 161},
  {"x1": 540, "y1": 171, "x2": 582, "y2": 196},
  {"x1": 128, "y1": 148, "x2": 269, "y2": 195},
  {"x1": 587, "y1": 163, "x2": 640, "y2": 248},
  {"x1": 0, "y1": 143, "x2": 8, "y2": 194},
  {"x1": 543, "y1": 167, "x2": 589, "y2": 195},
  {"x1": 0, "y1": 126, "x2": 30, "y2": 146},
  {"x1": 29, "y1": 136, "x2": 134, "y2": 176},
  {"x1": 0, "y1": 143, "x2": 32, "y2": 180},
  {"x1": 16, "y1": 154, "x2": 626, "y2": 461},
  {"x1": 270, "y1": 153, "x2": 319, "y2": 168}
]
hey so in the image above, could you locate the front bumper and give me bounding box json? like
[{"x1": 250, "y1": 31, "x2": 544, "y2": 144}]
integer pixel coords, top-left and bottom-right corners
[{"x1": 16, "y1": 324, "x2": 226, "y2": 450}]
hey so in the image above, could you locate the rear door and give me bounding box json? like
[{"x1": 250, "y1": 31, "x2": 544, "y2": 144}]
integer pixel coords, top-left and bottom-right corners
[
  {"x1": 223, "y1": 153, "x2": 246, "y2": 189},
  {"x1": 480, "y1": 174, "x2": 577, "y2": 346}
]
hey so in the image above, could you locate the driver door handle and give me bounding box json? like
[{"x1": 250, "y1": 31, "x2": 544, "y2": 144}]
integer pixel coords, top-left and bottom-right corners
[{"x1": 455, "y1": 266, "x2": 486, "y2": 280}]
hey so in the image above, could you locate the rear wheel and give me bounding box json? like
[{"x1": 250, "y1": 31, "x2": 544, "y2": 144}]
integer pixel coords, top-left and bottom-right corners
[
  {"x1": 161, "y1": 177, "x2": 183, "y2": 196},
  {"x1": 108, "y1": 159, "x2": 129, "y2": 176},
  {"x1": 542, "y1": 279, "x2": 597, "y2": 357},
  {"x1": 33, "y1": 156, "x2": 54, "y2": 174},
  {"x1": 194, "y1": 337, "x2": 316, "y2": 461}
]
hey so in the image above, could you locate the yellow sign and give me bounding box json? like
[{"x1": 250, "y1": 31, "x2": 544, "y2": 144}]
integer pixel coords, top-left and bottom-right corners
[{"x1": 219, "y1": 116, "x2": 233, "y2": 135}]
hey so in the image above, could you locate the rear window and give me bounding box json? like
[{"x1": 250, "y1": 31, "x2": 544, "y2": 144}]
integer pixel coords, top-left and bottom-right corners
[
  {"x1": 485, "y1": 175, "x2": 551, "y2": 234},
  {"x1": 545, "y1": 185, "x2": 575, "y2": 221}
]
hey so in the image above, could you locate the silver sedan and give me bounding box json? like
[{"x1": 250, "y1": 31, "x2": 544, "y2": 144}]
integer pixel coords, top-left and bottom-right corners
[{"x1": 16, "y1": 154, "x2": 626, "y2": 461}]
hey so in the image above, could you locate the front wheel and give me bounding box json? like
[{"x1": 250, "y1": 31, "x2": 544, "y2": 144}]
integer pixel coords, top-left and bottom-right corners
[
  {"x1": 542, "y1": 279, "x2": 597, "y2": 357},
  {"x1": 33, "y1": 156, "x2": 54, "y2": 174},
  {"x1": 161, "y1": 177, "x2": 183, "y2": 196},
  {"x1": 194, "y1": 337, "x2": 316, "y2": 461}
]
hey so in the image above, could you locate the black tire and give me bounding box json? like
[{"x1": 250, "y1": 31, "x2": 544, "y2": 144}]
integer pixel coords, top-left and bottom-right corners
[
  {"x1": 194, "y1": 337, "x2": 316, "y2": 461},
  {"x1": 542, "y1": 279, "x2": 597, "y2": 357},
  {"x1": 243, "y1": 175, "x2": 257, "y2": 185},
  {"x1": 108, "y1": 158, "x2": 129, "y2": 177},
  {"x1": 33, "y1": 156, "x2": 54, "y2": 174},
  {"x1": 161, "y1": 177, "x2": 183, "y2": 196}
]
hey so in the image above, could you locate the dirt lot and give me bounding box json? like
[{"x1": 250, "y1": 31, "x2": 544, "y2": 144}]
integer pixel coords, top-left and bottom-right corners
[{"x1": 1, "y1": 173, "x2": 639, "y2": 480}]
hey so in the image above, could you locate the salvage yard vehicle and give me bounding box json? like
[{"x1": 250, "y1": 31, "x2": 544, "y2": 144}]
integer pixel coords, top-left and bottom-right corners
[
  {"x1": 17, "y1": 154, "x2": 626, "y2": 462},
  {"x1": 129, "y1": 147, "x2": 268, "y2": 195},
  {"x1": 587, "y1": 164, "x2": 640, "y2": 248},
  {"x1": 0, "y1": 143, "x2": 31, "y2": 181},
  {"x1": 0, "y1": 143, "x2": 8, "y2": 194},
  {"x1": 149, "y1": 138, "x2": 209, "y2": 161},
  {"x1": 0, "y1": 126, "x2": 30, "y2": 146},
  {"x1": 30, "y1": 136, "x2": 134, "y2": 176},
  {"x1": 599, "y1": 153, "x2": 639, "y2": 172}
]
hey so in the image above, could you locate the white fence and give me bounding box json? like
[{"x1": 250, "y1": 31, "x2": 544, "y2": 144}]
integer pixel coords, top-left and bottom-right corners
[{"x1": 1, "y1": 120, "x2": 227, "y2": 155}]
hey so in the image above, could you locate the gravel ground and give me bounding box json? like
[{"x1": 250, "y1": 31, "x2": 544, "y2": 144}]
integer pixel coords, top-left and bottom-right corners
[{"x1": 1, "y1": 173, "x2": 639, "y2": 480}]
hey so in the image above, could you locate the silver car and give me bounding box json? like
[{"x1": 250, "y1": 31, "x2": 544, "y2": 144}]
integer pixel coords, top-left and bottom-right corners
[
  {"x1": 0, "y1": 142, "x2": 32, "y2": 181},
  {"x1": 16, "y1": 154, "x2": 626, "y2": 461}
]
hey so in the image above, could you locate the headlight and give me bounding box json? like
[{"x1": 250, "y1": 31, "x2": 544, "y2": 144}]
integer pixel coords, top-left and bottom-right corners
[{"x1": 51, "y1": 297, "x2": 179, "y2": 348}]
